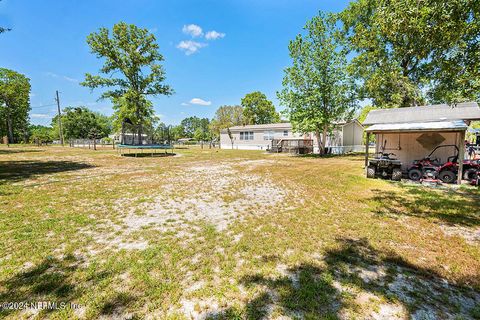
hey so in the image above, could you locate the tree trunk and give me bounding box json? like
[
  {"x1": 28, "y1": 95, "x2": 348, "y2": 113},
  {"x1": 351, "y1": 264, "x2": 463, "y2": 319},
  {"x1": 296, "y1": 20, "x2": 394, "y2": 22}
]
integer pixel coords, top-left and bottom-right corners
[
  {"x1": 121, "y1": 122, "x2": 125, "y2": 145},
  {"x1": 322, "y1": 126, "x2": 328, "y2": 155},
  {"x1": 6, "y1": 114, "x2": 14, "y2": 144},
  {"x1": 136, "y1": 102, "x2": 143, "y2": 145},
  {"x1": 315, "y1": 130, "x2": 323, "y2": 155}
]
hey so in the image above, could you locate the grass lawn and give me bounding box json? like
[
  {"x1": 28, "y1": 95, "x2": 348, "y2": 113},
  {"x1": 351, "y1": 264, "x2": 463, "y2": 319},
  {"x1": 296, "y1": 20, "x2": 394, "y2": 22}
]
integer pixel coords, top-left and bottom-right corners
[{"x1": 0, "y1": 145, "x2": 479, "y2": 319}]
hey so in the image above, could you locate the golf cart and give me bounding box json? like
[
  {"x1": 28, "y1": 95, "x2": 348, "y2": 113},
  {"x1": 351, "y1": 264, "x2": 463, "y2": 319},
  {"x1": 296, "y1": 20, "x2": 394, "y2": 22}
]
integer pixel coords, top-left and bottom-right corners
[{"x1": 366, "y1": 140, "x2": 403, "y2": 181}]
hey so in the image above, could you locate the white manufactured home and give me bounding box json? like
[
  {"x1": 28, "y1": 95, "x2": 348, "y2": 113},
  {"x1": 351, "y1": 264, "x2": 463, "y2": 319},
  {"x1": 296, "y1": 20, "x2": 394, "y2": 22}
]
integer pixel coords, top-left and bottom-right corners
[{"x1": 220, "y1": 120, "x2": 364, "y2": 154}]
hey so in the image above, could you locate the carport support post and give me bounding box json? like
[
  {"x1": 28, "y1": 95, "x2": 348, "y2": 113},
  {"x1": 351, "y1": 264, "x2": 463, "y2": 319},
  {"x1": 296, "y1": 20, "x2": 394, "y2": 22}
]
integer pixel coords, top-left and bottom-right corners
[
  {"x1": 457, "y1": 130, "x2": 466, "y2": 185},
  {"x1": 364, "y1": 132, "x2": 370, "y2": 168}
]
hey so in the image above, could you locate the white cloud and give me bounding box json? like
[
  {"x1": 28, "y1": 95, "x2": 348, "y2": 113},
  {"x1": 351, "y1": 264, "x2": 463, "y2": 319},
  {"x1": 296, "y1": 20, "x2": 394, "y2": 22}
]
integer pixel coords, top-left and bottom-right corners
[
  {"x1": 181, "y1": 102, "x2": 189, "y2": 106},
  {"x1": 44, "y1": 72, "x2": 78, "y2": 83},
  {"x1": 63, "y1": 76, "x2": 78, "y2": 83},
  {"x1": 189, "y1": 98, "x2": 211, "y2": 106},
  {"x1": 176, "y1": 40, "x2": 207, "y2": 55},
  {"x1": 30, "y1": 113, "x2": 52, "y2": 119},
  {"x1": 205, "y1": 30, "x2": 225, "y2": 40},
  {"x1": 182, "y1": 24, "x2": 203, "y2": 37}
]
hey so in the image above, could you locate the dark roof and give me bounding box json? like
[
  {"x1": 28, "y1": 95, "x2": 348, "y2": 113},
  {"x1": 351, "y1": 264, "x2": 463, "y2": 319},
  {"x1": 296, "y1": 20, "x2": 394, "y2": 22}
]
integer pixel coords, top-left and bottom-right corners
[{"x1": 363, "y1": 102, "x2": 480, "y2": 125}]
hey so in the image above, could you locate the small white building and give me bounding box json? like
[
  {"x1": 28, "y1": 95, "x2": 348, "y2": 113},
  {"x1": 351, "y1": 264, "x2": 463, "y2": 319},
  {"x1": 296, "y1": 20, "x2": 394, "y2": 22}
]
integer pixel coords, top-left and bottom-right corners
[
  {"x1": 220, "y1": 120, "x2": 364, "y2": 154},
  {"x1": 363, "y1": 101, "x2": 480, "y2": 184},
  {"x1": 109, "y1": 133, "x2": 149, "y2": 145}
]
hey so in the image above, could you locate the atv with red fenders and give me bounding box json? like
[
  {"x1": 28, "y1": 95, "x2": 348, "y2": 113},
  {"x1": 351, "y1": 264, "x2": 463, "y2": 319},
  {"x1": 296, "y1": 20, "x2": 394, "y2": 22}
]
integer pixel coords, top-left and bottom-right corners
[
  {"x1": 407, "y1": 145, "x2": 459, "y2": 183},
  {"x1": 426, "y1": 147, "x2": 480, "y2": 183},
  {"x1": 473, "y1": 170, "x2": 480, "y2": 186},
  {"x1": 462, "y1": 159, "x2": 480, "y2": 181}
]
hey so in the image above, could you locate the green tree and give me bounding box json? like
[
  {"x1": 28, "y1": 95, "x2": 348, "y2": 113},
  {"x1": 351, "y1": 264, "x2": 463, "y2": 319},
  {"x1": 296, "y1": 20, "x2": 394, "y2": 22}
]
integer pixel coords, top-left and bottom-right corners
[
  {"x1": 153, "y1": 122, "x2": 171, "y2": 143},
  {"x1": 357, "y1": 105, "x2": 377, "y2": 143},
  {"x1": 241, "y1": 91, "x2": 280, "y2": 125},
  {"x1": 180, "y1": 116, "x2": 200, "y2": 138},
  {"x1": 81, "y1": 22, "x2": 173, "y2": 144},
  {"x1": 52, "y1": 107, "x2": 112, "y2": 139},
  {"x1": 357, "y1": 105, "x2": 377, "y2": 124},
  {"x1": 278, "y1": 12, "x2": 357, "y2": 155},
  {"x1": 209, "y1": 105, "x2": 244, "y2": 139},
  {"x1": 180, "y1": 116, "x2": 210, "y2": 139},
  {"x1": 88, "y1": 127, "x2": 102, "y2": 150},
  {"x1": 193, "y1": 127, "x2": 206, "y2": 144},
  {"x1": 340, "y1": 0, "x2": 480, "y2": 107},
  {"x1": 0, "y1": 68, "x2": 31, "y2": 143},
  {"x1": 29, "y1": 125, "x2": 53, "y2": 145},
  {"x1": 170, "y1": 125, "x2": 185, "y2": 141}
]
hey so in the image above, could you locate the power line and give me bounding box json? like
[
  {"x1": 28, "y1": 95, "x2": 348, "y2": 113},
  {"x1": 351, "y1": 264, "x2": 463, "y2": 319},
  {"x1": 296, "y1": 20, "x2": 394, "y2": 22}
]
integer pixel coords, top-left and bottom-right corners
[{"x1": 30, "y1": 103, "x2": 57, "y2": 109}]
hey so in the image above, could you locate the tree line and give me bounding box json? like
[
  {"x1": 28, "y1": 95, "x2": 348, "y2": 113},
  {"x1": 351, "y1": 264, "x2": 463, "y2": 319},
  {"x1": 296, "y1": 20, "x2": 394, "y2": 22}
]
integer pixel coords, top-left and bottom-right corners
[
  {"x1": 1, "y1": 0, "x2": 478, "y2": 153},
  {"x1": 19, "y1": 91, "x2": 280, "y2": 145}
]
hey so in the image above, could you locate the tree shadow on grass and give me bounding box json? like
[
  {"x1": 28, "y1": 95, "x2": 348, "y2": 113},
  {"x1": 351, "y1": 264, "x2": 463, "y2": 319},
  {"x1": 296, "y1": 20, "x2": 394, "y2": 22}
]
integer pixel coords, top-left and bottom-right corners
[
  {"x1": 206, "y1": 238, "x2": 480, "y2": 319},
  {"x1": 0, "y1": 255, "x2": 84, "y2": 318},
  {"x1": 121, "y1": 152, "x2": 176, "y2": 158},
  {"x1": 368, "y1": 184, "x2": 480, "y2": 227},
  {"x1": 299, "y1": 153, "x2": 364, "y2": 159},
  {"x1": 99, "y1": 292, "x2": 138, "y2": 319},
  {"x1": 0, "y1": 160, "x2": 95, "y2": 184},
  {"x1": 0, "y1": 149, "x2": 44, "y2": 155}
]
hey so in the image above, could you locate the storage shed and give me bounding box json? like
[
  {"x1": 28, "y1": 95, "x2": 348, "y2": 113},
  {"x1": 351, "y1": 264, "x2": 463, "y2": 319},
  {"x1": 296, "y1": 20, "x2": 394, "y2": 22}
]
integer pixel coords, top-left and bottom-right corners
[{"x1": 363, "y1": 102, "x2": 480, "y2": 184}]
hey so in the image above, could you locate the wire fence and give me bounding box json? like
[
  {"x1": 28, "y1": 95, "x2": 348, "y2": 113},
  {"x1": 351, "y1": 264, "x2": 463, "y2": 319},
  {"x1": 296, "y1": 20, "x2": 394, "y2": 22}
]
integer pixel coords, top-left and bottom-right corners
[{"x1": 69, "y1": 139, "x2": 116, "y2": 149}]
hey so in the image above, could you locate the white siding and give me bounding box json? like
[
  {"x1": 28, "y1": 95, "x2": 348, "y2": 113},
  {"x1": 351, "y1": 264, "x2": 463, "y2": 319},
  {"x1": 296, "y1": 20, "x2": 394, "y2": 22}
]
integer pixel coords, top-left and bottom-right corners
[
  {"x1": 220, "y1": 121, "x2": 365, "y2": 153},
  {"x1": 220, "y1": 128, "x2": 297, "y2": 150}
]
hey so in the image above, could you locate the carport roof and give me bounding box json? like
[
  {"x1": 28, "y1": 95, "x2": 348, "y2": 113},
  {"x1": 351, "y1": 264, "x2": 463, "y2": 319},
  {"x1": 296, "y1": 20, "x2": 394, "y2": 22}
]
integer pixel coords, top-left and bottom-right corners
[
  {"x1": 363, "y1": 102, "x2": 480, "y2": 125},
  {"x1": 366, "y1": 120, "x2": 468, "y2": 133}
]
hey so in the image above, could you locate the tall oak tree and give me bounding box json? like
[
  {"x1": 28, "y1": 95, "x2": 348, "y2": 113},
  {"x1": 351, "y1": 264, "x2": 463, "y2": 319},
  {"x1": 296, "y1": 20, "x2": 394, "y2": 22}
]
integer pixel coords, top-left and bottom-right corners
[{"x1": 81, "y1": 22, "x2": 173, "y2": 144}]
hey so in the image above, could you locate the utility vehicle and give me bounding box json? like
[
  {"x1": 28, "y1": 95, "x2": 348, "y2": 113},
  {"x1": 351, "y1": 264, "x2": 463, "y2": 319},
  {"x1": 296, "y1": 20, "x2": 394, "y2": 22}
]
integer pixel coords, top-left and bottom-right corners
[
  {"x1": 367, "y1": 151, "x2": 402, "y2": 181},
  {"x1": 407, "y1": 145, "x2": 458, "y2": 183}
]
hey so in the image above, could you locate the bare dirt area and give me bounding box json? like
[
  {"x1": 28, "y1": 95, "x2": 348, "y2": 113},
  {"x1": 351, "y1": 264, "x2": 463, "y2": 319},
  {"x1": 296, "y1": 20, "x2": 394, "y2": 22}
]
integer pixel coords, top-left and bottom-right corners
[{"x1": 86, "y1": 160, "x2": 295, "y2": 253}]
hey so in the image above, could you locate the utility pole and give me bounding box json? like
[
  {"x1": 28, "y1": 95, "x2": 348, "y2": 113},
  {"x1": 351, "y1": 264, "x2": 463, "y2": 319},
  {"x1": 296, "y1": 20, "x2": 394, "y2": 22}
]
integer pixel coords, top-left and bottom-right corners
[{"x1": 55, "y1": 90, "x2": 64, "y2": 146}]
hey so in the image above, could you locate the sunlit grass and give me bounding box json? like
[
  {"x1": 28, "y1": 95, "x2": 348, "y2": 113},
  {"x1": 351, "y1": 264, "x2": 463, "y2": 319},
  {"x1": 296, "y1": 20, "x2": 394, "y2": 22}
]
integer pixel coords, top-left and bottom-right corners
[{"x1": 0, "y1": 145, "x2": 479, "y2": 319}]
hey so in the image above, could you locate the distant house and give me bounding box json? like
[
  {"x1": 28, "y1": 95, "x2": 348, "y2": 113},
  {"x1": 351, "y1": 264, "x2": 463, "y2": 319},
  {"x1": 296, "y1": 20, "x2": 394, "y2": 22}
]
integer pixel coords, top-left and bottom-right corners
[
  {"x1": 177, "y1": 138, "x2": 193, "y2": 144},
  {"x1": 220, "y1": 120, "x2": 364, "y2": 154},
  {"x1": 109, "y1": 133, "x2": 149, "y2": 145}
]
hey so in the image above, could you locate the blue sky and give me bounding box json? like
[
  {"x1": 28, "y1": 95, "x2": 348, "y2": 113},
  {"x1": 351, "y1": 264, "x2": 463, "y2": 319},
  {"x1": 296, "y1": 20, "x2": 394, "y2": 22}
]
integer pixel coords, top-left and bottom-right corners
[{"x1": 0, "y1": 0, "x2": 351, "y2": 126}]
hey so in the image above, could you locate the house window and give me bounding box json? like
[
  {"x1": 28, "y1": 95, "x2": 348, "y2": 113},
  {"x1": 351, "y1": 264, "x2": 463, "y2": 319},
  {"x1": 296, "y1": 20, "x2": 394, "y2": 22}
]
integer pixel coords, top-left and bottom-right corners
[
  {"x1": 283, "y1": 130, "x2": 288, "y2": 137},
  {"x1": 263, "y1": 131, "x2": 275, "y2": 140},
  {"x1": 240, "y1": 131, "x2": 254, "y2": 140}
]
